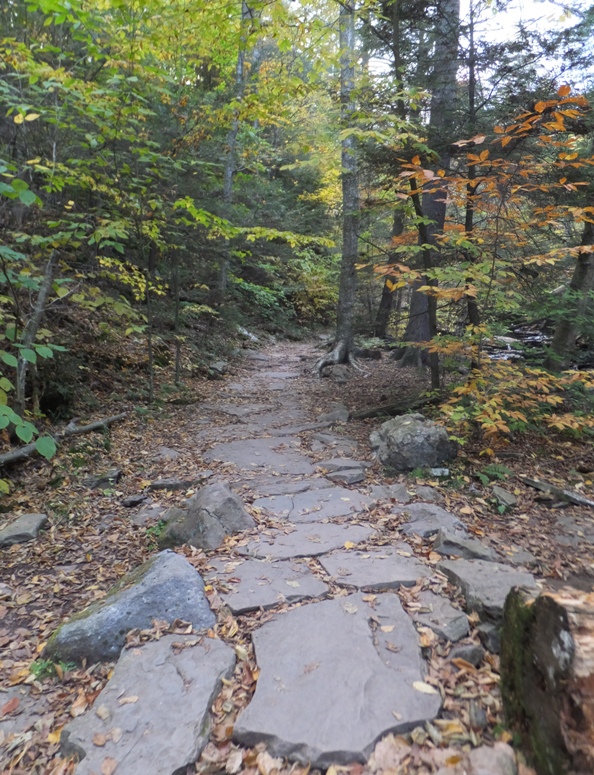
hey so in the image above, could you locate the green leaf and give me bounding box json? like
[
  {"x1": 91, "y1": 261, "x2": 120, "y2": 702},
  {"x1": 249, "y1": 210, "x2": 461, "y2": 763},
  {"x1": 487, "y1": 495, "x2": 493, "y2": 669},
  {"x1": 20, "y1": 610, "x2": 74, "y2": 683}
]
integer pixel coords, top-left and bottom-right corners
[
  {"x1": 35, "y1": 345, "x2": 53, "y2": 359},
  {"x1": 0, "y1": 377, "x2": 13, "y2": 391},
  {"x1": 15, "y1": 422, "x2": 34, "y2": 443},
  {"x1": 35, "y1": 435, "x2": 57, "y2": 460},
  {"x1": 1, "y1": 352, "x2": 17, "y2": 368},
  {"x1": 20, "y1": 348, "x2": 37, "y2": 363},
  {"x1": 0, "y1": 479, "x2": 10, "y2": 495},
  {"x1": 19, "y1": 189, "x2": 38, "y2": 206}
]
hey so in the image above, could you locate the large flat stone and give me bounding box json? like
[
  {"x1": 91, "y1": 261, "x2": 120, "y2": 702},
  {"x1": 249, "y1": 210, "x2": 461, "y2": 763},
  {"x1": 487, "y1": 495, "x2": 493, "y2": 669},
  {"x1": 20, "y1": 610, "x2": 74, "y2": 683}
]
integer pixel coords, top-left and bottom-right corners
[
  {"x1": 253, "y1": 487, "x2": 371, "y2": 522},
  {"x1": 438, "y1": 559, "x2": 538, "y2": 622},
  {"x1": 370, "y1": 484, "x2": 411, "y2": 504},
  {"x1": 240, "y1": 522, "x2": 375, "y2": 560},
  {"x1": 204, "y1": 437, "x2": 315, "y2": 475},
  {"x1": 206, "y1": 558, "x2": 327, "y2": 614},
  {"x1": 410, "y1": 590, "x2": 469, "y2": 642},
  {"x1": 61, "y1": 635, "x2": 235, "y2": 775},
  {"x1": 217, "y1": 403, "x2": 274, "y2": 417},
  {"x1": 319, "y1": 544, "x2": 429, "y2": 590},
  {"x1": 251, "y1": 477, "x2": 333, "y2": 498},
  {"x1": 44, "y1": 551, "x2": 215, "y2": 664},
  {"x1": 316, "y1": 458, "x2": 372, "y2": 473},
  {"x1": 395, "y1": 503, "x2": 467, "y2": 538},
  {"x1": 262, "y1": 371, "x2": 300, "y2": 379},
  {"x1": 433, "y1": 527, "x2": 497, "y2": 561},
  {"x1": 234, "y1": 593, "x2": 441, "y2": 766},
  {"x1": 0, "y1": 513, "x2": 48, "y2": 547}
]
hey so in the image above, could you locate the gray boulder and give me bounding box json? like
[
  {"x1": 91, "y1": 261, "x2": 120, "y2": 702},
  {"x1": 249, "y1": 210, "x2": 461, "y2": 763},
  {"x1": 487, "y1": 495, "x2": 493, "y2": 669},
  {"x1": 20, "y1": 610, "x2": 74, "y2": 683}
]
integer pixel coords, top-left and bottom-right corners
[
  {"x1": 61, "y1": 635, "x2": 235, "y2": 775},
  {"x1": 44, "y1": 551, "x2": 214, "y2": 664},
  {"x1": 0, "y1": 513, "x2": 48, "y2": 547},
  {"x1": 370, "y1": 413, "x2": 457, "y2": 472},
  {"x1": 159, "y1": 482, "x2": 254, "y2": 550}
]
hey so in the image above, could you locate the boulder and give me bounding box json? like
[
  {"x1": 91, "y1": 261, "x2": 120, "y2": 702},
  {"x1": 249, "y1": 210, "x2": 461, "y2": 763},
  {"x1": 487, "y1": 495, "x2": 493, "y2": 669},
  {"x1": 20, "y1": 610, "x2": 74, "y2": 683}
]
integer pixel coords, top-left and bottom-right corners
[
  {"x1": 396, "y1": 503, "x2": 467, "y2": 539},
  {"x1": 159, "y1": 482, "x2": 254, "y2": 550},
  {"x1": 370, "y1": 414, "x2": 457, "y2": 472},
  {"x1": 43, "y1": 550, "x2": 214, "y2": 664},
  {"x1": 61, "y1": 635, "x2": 235, "y2": 775},
  {"x1": 0, "y1": 513, "x2": 48, "y2": 547}
]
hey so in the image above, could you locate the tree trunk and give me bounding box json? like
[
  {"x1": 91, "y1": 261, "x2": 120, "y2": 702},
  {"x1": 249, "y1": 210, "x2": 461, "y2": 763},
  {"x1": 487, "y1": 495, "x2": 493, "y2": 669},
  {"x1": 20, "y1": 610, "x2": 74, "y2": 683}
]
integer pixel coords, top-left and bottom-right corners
[
  {"x1": 14, "y1": 250, "x2": 58, "y2": 420},
  {"x1": 219, "y1": 0, "x2": 251, "y2": 300},
  {"x1": 395, "y1": 0, "x2": 460, "y2": 383},
  {"x1": 544, "y1": 220, "x2": 594, "y2": 371},
  {"x1": 316, "y1": 0, "x2": 359, "y2": 374},
  {"x1": 501, "y1": 586, "x2": 594, "y2": 775},
  {"x1": 374, "y1": 212, "x2": 405, "y2": 338}
]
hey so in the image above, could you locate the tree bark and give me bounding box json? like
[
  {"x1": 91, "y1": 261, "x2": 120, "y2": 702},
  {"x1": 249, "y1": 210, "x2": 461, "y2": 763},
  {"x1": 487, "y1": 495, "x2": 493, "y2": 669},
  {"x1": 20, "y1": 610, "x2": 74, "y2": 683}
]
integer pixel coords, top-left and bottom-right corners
[
  {"x1": 14, "y1": 250, "x2": 58, "y2": 420},
  {"x1": 544, "y1": 220, "x2": 594, "y2": 371},
  {"x1": 374, "y1": 212, "x2": 405, "y2": 338},
  {"x1": 316, "y1": 0, "x2": 359, "y2": 374},
  {"x1": 501, "y1": 587, "x2": 594, "y2": 775}
]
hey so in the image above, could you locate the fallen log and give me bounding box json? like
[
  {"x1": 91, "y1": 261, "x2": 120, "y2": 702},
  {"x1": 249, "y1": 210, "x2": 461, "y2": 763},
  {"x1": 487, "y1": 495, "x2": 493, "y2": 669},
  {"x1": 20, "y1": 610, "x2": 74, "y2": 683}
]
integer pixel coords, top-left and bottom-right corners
[
  {"x1": 501, "y1": 586, "x2": 594, "y2": 775},
  {"x1": 0, "y1": 413, "x2": 128, "y2": 467},
  {"x1": 518, "y1": 474, "x2": 594, "y2": 508},
  {"x1": 351, "y1": 395, "x2": 439, "y2": 420}
]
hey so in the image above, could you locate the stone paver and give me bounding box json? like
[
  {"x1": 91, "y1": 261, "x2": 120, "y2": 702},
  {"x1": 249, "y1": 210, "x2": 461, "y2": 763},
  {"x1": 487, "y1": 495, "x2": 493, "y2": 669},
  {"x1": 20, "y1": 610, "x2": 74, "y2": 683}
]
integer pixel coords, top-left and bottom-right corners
[
  {"x1": 253, "y1": 486, "x2": 371, "y2": 522},
  {"x1": 204, "y1": 437, "x2": 315, "y2": 475},
  {"x1": 0, "y1": 513, "x2": 48, "y2": 547},
  {"x1": 319, "y1": 544, "x2": 429, "y2": 590},
  {"x1": 438, "y1": 558, "x2": 538, "y2": 622},
  {"x1": 207, "y1": 558, "x2": 328, "y2": 613},
  {"x1": 434, "y1": 527, "x2": 497, "y2": 561},
  {"x1": 396, "y1": 503, "x2": 467, "y2": 538},
  {"x1": 61, "y1": 635, "x2": 235, "y2": 775},
  {"x1": 240, "y1": 522, "x2": 375, "y2": 560},
  {"x1": 370, "y1": 483, "x2": 411, "y2": 503},
  {"x1": 233, "y1": 593, "x2": 441, "y2": 766},
  {"x1": 411, "y1": 590, "x2": 469, "y2": 642},
  {"x1": 251, "y1": 477, "x2": 332, "y2": 498}
]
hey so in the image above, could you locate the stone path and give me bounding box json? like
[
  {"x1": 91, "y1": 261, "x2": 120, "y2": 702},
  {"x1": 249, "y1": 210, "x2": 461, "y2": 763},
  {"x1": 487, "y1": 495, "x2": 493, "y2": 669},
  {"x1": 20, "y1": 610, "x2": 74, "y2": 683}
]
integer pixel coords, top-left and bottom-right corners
[{"x1": 3, "y1": 345, "x2": 538, "y2": 773}]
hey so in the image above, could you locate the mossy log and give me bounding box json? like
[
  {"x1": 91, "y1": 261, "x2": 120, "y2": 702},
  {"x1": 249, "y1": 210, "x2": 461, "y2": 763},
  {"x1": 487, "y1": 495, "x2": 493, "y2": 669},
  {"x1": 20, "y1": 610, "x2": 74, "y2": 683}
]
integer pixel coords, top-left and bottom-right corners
[{"x1": 501, "y1": 586, "x2": 594, "y2": 775}]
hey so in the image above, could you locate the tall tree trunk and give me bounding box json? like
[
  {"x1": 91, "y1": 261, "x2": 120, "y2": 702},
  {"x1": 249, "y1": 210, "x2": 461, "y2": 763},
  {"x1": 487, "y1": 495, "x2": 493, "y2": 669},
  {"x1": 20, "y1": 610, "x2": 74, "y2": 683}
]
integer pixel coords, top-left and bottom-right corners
[
  {"x1": 219, "y1": 0, "x2": 251, "y2": 300},
  {"x1": 544, "y1": 220, "x2": 594, "y2": 370},
  {"x1": 374, "y1": 212, "x2": 405, "y2": 338},
  {"x1": 317, "y1": 0, "x2": 359, "y2": 373},
  {"x1": 397, "y1": 0, "x2": 461, "y2": 389}
]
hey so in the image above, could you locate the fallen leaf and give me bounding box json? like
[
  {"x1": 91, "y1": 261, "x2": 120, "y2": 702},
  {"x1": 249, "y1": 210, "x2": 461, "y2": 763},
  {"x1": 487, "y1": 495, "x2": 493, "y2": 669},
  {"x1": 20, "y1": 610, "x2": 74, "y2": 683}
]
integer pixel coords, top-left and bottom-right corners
[
  {"x1": 256, "y1": 750, "x2": 283, "y2": 775},
  {"x1": 412, "y1": 681, "x2": 438, "y2": 695},
  {"x1": 96, "y1": 705, "x2": 111, "y2": 720},
  {"x1": 118, "y1": 696, "x2": 138, "y2": 705},
  {"x1": 380, "y1": 625, "x2": 395, "y2": 633},
  {"x1": 342, "y1": 603, "x2": 358, "y2": 614},
  {"x1": 286, "y1": 580, "x2": 301, "y2": 588},
  {"x1": 226, "y1": 750, "x2": 243, "y2": 774},
  {"x1": 391, "y1": 710, "x2": 402, "y2": 720},
  {"x1": 46, "y1": 726, "x2": 64, "y2": 744},
  {"x1": 344, "y1": 541, "x2": 355, "y2": 549},
  {"x1": 459, "y1": 506, "x2": 473, "y2": 515},
  {"x1": 111, "y1": 727, "x2": 123, "y2": 743},
  {"x1": 101, "y1": 757, "x2": 118, "y2": 775},
  {"x1": 70, "y1": 691, "x2": 89, "y2": 717},
  {"x1": 93, "y1": 732, "x2": 108, "y2": 747},
  {"x1": 1, "y1": 696, "x2": 19, "y2": 716}
]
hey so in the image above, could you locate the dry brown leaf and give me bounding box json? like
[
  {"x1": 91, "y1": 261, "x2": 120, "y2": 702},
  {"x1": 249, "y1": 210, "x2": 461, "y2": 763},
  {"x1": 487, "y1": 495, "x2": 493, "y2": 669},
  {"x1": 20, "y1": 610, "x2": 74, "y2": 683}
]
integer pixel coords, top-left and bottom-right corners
[
  {"x1": 225, "y1": 749, "x2": 243, "y2": 774},
  {"x1": 101, "y1": 756, "x2": 118, "y2": 775},
  {"x1": 111, "y1": 727, "x2": 123, "y2": 743},
  {"x1": 256, "y1": 750, "x2": 283, "y2": 775},
  {"x1": 412, "y1": 681, "x2": 438, "y2": 695},
  {"x1": 118, "y1": 695, "x2": 138, "y2": 705},
  {"x1": 96, "y1": 704, "x2": 111, "y2": 720},
  {"x1": 93, "y1": 732, "x2": 108, "y2": 747},
  {"x1": 1, "y1": 696, "x2": 19, "y2": 716}
]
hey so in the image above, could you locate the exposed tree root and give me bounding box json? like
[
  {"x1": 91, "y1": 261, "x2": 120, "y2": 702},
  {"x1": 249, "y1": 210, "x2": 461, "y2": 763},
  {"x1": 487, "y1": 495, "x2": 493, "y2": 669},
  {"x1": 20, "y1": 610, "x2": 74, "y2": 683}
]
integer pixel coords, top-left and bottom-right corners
[{"x1": 314, "y1": 340, "x2": 368, "y2": 377}]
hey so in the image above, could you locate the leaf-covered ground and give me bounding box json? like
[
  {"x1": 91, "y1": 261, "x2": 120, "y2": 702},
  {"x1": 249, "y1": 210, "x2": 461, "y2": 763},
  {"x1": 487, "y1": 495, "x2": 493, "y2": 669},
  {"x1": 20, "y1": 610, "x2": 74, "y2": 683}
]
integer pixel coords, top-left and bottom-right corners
[{"x1": 1, "y1": 339, "x2": 593, "y2": 774}]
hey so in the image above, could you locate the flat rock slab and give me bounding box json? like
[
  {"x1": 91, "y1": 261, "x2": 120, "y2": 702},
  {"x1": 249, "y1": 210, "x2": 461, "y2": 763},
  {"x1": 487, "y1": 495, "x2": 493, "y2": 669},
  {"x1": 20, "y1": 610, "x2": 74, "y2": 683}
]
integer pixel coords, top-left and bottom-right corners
[
  {"x1": 434, "y1": 528, "x2": 497, "y2": 561},
  {"x1": 410, "y1": 590, "x2": 469, "y2": 642},
  {"x1": 250, "y1": 477, "x2": 333, "y2": 498},
  {"x1": 61, "y1": 635, "x2": 235, "y2": 775},
  {"x1": 44, "y1": 551, "x2": 215, "y2": 664},
  {"x1": 253, "y1": 487, "x2": 371, "y2": 522},
  {"x1": 0, "y1": 686, "x2": 50, "y2": 739},
  {"x1": 207, "y1": 558, "x2": 328, "y2": 614},
  {"x1": 262, "y1": 371, "x2": 300, "y2": 379},
  {"x1": 395, "y1": 503, "x2": 467, "y2": 539},
  {"x1": 320, "y1": 544, "x2": 429, "y2": 590},
  {"x1": 204, "y1": 437, "x2": 315, "y2": 475},
  {"x1": 0, "y1": 513, "x2": 48, "y2": 547},
  {"x1": 234, "y1": 593, "x2": 441, "y2": 766},
  {"x1": 218, "y1": 403, "x2": 274, "y2": 417},
  {"x1": 327, "y1": 469, "x2": 367, "y2": 485},
  {"x1": 316, "y1": 458, "x2": 372, "y2": 473},
  {"x1": 370, "y1": 483, "x2": 411, "y2": 504},
  {"x1": 438, "y1": 559, "x2": 538, "y2": 622},
  {"x1": 240, "y1": 522, "x2": 375, "y2": 560}
]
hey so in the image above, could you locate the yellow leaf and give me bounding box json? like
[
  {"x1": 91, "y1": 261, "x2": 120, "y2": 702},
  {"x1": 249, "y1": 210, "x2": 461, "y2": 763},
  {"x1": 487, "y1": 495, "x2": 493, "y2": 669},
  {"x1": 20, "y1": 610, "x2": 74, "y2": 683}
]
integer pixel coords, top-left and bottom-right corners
[
  {"x1": 493, "y1": 125, "x2": 504, "y2": 134},
  {"x1": 534, "y1": 101, "x2": 546, "y2": 113},
  {"x1": 13, "y1": 114, "x2": 24, "y2": 124},
  {"x1": 411, "y1": 155, "x2": 421, "y2": 166},
  {"x1": 558, "y1": 84, "x2": 571, "y2": 97},
  {"x1": 344, "y1": 541, "x2": 355, "y2": 549},
  {"x1": 381, "y1": 625, "x2": 395, "y2": 633},
  {"x1": 24, "y1": 113, "x2": 41, "y2": 121},
  {"x1": 26, "y1": 157, "x2": 41, "y2": 165},
  {"x1": 413, "y1": 681, "x2": 438, "y2": 695},
  {"x1": 46, "y1": 726, "x2": 64, "y2": 744},
  {"x1": 118, "y1": 696, "x2": 138, "y2": 706}
]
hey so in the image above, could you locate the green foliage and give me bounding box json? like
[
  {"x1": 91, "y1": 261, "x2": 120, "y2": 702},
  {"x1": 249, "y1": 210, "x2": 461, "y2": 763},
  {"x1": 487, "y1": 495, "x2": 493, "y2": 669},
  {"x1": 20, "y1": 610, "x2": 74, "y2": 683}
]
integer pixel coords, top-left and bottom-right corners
[
  {"x1": 476, "y1": 463, "x2": 513, "y2": 486},
  {"x1": 30, "y1": 658, "x2": 76, "y2": 681}
]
